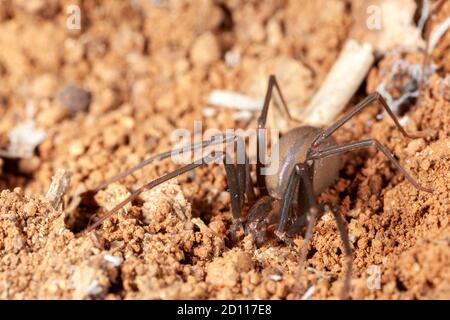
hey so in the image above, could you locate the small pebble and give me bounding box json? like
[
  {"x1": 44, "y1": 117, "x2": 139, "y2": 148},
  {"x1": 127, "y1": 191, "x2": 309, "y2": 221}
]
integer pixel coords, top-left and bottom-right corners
[
  {"x1": 249, "y1": 272, "x2": 261, "y2": 285},
  {"x1": 224, "y1": 51, "x2": 241, "y2": 67},
  {"x1": 58, "y1": 84, "x2": 91, "y2": 114},
  {"x1": 266, "y1": 19, "x2": 283, "y2": 46},
  {"x1": 202, "y1": 107, "x2": 217, "y2": 118},
  {"x1": 69, "y1": 141, "x2": 85, "y2": 157},
  {"x1": 190, "y1": 32, "x2": 221, "y2": 67},
  {"x1": 405, "y1": 138, "x2": 425, "y2": 157},
  {"x1": 31, "y1": 74, "x2": 58, "y2": 98},
  {"x1": 13, "y1": 187, "x2": 23, "y2": 196},
  {"x1": 265, "y1": 280, "x2": 276, "y2": 294},
  {"x1": 24, "y1": 202, "x2": 37, "y2": 217},
  {"x1": 269, "y1": 274, "x2": 282, "y2": 282},
  {"x1": 103, "y1": 254, "x2": 122, "y2": 267},
  {"x1": 209, "y1": 220, "x2": 226, "y2": 235}
]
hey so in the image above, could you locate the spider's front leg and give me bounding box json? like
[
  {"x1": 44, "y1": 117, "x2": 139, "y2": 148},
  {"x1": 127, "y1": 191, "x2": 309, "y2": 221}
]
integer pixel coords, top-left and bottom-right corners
[
  {"x1": 310, "y1": 91, "x2": 422, "y2": 151},
  {"x1": 77, "y1": 134, "x2": 237, "y2": 236},
  {"x1": 273, "y1": 162, "x2": 353, "y2": 299},
  {"x1": 275, "y1": 162, "x2": 319, "y2": 240},
  {"x1": 223, "y1": 135, "x2": 257, "y2": 243},
  {"x1": 256, "y1": 75, "x2": 300, "y2": 193}
]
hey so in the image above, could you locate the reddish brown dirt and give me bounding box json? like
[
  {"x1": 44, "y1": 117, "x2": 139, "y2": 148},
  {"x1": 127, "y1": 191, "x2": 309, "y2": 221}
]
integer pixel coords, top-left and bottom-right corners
[{"x1": 0, "y1": 0, "x2": 449, "y2": 299}]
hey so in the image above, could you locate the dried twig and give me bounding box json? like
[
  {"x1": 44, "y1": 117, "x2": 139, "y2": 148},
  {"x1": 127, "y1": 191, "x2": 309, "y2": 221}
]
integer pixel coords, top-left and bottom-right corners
[
  {"x1": 301, "y1": 39, "x2": 374, "y2": 127},
  {"x1": 45, "y1": 169, "x2": 71, "y2": 210}
]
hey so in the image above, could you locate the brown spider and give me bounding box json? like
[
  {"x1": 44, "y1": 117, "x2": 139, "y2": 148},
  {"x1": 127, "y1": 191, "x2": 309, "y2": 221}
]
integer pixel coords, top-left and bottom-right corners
[
  {"x1": 76, "y1": 74, "x2": 432, "y2": 299},
  {"x1": 66, "y1": 0, "x2": 448, "y2": 301}
]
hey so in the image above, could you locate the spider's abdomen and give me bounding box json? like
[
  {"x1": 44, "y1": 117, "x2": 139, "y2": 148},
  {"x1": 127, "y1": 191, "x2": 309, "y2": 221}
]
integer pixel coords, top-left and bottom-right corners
[{"x1": 265, "y1": 126, "x2": 341, "y2": 201}]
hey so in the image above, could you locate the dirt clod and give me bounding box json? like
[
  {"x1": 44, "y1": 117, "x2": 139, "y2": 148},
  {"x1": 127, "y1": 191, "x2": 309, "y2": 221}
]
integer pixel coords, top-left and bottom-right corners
[
  {"x1": 190, "y1": 32, "x2": 221, "y2": 67},
  {"x1": 206, "y1": 249, "x2": 253, "y2": 287}
]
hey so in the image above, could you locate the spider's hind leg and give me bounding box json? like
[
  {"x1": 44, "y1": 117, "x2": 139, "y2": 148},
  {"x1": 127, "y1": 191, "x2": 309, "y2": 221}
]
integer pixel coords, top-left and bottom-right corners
[{"x1": 323, "y1": 203, "x2": 353, "y2": 300}]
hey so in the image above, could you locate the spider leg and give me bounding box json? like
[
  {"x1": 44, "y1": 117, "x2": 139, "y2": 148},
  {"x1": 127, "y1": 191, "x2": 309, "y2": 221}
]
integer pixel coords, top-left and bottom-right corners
[
  {"x1": 285, "y1": 162, "x2": 317, "y2": 236},
  {"x1": 279, "y1": 166, "x2": 352, "y2": 299},
  {"x1": 287, "y1": 164, "x2": 322, "y2": 297},
  {"x1": 308, "y1": 139, "x2": 432, "y2": 193},
  {"x1": 224, "y1": 159, "x2": 242, "y2": 220},
  {"x1": 93, "y1": 133, "x2": 234, "y2": 191},
  {"x1": 235, "y1": 136, "x2": 255, "y2": 205},
  {"x1": 276, "y1": 162, "x2": 317, "y2": 237},
  {"x1": 79, "y1": 135, "x2": 241, "y2": 236},
  {"x1": 78, "y1": 153, "x2": 223, "y2": 236},
  {"x1": 224, "y1": 138, "x2": 246, "y2": 219},
  {"x1": 325, "y1": 203, "x2": 352, "y2": 300},
  {"x1": 294, "y1": 202, "x2": 353, "y2": 300},
  {"x1": 295, "y1": 197, "x2": 320, "y2": 296},
  {"x1": 225, "y1": 136, "x2": 256, "y2": 242},
  {"x1": 79, "y1": 135, "x2": 255, "y2": 237},
  {"x1": 256, "y1": 75, "x2": 299, "y2": 193},
  {"x1": 310, "y1": 92, "x2": 421, "y2": 150},
  {"x1": 275, "y1": 166, "x2": 299, "y2": 237},
  {"x1": 225, "y1": 135, "x2": 255, "y2": 218},
  {"x1": 257, "y1": 75, "x2": 296, "y2": 127},
  {"x1": 274, "y1": 162, "x2": 324, "y2": 297}
]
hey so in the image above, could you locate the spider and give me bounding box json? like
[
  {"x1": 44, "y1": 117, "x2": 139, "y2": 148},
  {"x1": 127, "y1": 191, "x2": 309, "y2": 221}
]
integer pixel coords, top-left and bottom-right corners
[{"x1": 76, "y1": 74, "x2": 432, "y2": 299}]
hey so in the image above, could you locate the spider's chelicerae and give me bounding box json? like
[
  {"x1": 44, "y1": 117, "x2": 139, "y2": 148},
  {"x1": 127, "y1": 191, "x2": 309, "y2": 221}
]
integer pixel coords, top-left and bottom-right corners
[{"x1": 77, "y1": 74, "x2": 432, "y2": 299}]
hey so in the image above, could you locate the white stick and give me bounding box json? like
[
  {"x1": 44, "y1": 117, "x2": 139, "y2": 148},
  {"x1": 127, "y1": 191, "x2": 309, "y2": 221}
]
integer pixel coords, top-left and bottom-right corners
[
  {"x1": 428, "y1": 17, "x2": 450, "y2": 54},
  {"x1": 207, "y1": 90, "x2": 264, "y2": 111},
  {"x1": 301, "y1": 285, "x2": 316, "y2": 300},
  {"x1": 301, "y1": 39, "x2": 374, "y2": 127}
]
